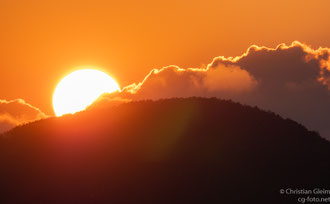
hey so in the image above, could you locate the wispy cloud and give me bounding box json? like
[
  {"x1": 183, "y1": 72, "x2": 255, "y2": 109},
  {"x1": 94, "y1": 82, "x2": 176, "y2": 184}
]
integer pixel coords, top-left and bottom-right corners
[{"x1": 0, "y1": 99, "x2": 47, "y2": 133}]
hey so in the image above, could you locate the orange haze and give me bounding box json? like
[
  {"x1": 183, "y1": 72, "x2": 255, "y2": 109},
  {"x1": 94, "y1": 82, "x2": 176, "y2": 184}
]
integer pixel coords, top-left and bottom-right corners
[{"x1": 0, "y1": 0, "x2": 330, "y2": 114}]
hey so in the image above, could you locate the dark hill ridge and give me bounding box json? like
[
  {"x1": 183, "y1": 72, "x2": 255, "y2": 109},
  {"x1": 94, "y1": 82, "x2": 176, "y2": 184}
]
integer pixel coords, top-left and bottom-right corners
[{"x1": 1, "y1": 97, "x2": 330, "y2": 203}]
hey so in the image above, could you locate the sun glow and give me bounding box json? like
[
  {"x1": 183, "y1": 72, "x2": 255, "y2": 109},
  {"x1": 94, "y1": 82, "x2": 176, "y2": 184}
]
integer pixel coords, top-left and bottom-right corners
[{"x1": 53, "y1": 69, "x2": 120, "y2": 116}]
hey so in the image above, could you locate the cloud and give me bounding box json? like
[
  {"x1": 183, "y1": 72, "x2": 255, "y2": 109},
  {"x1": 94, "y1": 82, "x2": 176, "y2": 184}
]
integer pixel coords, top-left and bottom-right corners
[
  {"x1": 0, "y1": 99, "x2": 47, "y2": 133},
  {"x1": 96, "y1": 41, "x2": 330, "y2": 139},
  {"x1": 121, "y1": 64, "x2": 257, "y2": 100}
]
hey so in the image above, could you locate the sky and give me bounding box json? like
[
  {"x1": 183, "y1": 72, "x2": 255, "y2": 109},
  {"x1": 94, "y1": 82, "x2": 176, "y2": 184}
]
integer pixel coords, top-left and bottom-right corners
[
  {"x1": 1, "y1": 0, "x2": 330, "y2": 114},
  {"x1": 1, "y1": 0, "x2": 330, "y2": 136}
]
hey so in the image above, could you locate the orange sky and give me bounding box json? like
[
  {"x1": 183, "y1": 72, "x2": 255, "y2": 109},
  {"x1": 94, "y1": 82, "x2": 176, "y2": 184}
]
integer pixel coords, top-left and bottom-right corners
[{"x1": 1, "y1": 0, "x2": 330, "y2": 114}]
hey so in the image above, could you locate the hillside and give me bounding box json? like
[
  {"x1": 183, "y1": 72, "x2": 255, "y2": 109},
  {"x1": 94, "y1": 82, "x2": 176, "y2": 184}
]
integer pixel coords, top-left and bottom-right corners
[{"x1": 1, "y1": 97, "x2": 330, "y2": 203}]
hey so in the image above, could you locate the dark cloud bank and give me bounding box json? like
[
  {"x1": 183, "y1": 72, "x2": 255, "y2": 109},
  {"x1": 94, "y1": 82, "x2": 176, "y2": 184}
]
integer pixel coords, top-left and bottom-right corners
[
  {"x1": 1, "y1": 41, "x2": 329, "y2": 139},
  {"x1": 99, "y1": 41, "x2": 330, "y2": 139}
]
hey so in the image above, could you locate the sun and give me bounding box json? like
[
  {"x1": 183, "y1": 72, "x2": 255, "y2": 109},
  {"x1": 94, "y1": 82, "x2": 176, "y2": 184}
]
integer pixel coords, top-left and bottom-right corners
[{"x1": 53, "y1": 69, "x2": 120, "y2": 116}]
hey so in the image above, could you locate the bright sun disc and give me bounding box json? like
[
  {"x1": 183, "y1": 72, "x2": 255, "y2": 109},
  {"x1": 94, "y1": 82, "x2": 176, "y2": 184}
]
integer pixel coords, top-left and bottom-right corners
[{"x1": 53, "y1": 69, "x2": 120, "y2": 116}]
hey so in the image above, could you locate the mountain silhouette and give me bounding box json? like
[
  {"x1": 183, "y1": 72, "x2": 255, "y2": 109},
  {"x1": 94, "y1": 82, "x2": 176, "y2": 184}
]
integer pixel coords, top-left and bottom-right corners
[{"x1": 1, "y1": 97, "x2": 329, "y2": 204}]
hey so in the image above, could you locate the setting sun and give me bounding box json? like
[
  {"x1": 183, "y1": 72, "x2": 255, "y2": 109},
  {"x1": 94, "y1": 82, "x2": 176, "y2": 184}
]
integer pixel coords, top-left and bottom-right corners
[{"x1": 53, "y1": 69, "x2": 120, "y2": 116}]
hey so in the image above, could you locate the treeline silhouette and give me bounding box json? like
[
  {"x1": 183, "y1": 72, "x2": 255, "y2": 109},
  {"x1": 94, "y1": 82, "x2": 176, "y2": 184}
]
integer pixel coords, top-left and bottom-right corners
[{"x1": 1, "y1": 97, "x2": 330, "y2": 204}]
